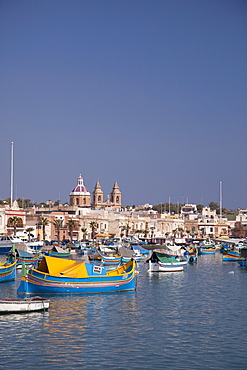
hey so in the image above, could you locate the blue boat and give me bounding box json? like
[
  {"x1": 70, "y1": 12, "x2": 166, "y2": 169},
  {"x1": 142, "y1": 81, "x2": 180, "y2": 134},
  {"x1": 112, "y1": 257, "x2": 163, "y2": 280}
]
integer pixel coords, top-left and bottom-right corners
[
  {"x1": 184, "y1": 247, "x2": 198, "y2": 263},
  {"x1": 0, "y1": 255, "x2": 16, "y2": 282},
  {"x1": 17, "y1": 256, "x2": 136, "y2": 295},
  {"x1": 16, "y1": 249, "x2": 40, "y2": 267},
  {"x1": 45, "y1": 246, "x2": 71, "y2": 258}
]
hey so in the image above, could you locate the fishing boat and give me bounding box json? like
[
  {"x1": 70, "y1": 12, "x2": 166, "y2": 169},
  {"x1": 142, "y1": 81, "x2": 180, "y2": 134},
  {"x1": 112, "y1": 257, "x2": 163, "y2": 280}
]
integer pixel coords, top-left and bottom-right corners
[
  {"x1": 15, "y1": 249, "x2": 40, "y2": 267},
  {"x1": 0, "y1": 255, "x2": 16, "y2": 282},
  {"x1": 222, "y1": 248, "x2": 240, "y2": 261},
  {"x1": 198, "y1": 239, "x2": 217, "y2": 254},
  {"x1": 0, "y1": 297, "x2": 50, "y2": 314},
  {"x1": 99, "y1": 253, "x2": 122, "y2": 266},
  {"x1": 184, "y1": 247, "x2": 198, "y2": 263},
  {"x1": 221, "y1": 241, "x2": 246, "y2": 262},
  {"x1": 45, "y1": 246, "x2": 71, "y2": 258},
  {"x1": 146, "y1": 250, "x2": 188, "y2": 272},
  {"x1": 17, "y1": 256, "x2": 136, "y2": 295}
]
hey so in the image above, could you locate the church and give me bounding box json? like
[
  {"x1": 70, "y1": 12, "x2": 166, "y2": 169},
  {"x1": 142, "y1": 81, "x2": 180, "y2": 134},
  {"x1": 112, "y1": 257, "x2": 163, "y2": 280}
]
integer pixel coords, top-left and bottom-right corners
[{"x1": 69, "y1": 175, "x2": 122, "y2": 210}]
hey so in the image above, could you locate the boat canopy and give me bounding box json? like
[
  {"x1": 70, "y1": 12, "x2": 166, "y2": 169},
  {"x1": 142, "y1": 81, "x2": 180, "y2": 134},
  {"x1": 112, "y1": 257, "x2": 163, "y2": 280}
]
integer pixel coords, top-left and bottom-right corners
[
  {"x1": 166, "y1": 244, "x2": 182, "y2": 252},
  {"x1": 51, "y1": 246, "x2": 68, "y2": 253},
  {"x1": 37, "y1": 256, "x2": 89, "y2": 278},
  {"x1": 118, "y1": 246, "x2": 135, "y2": 258},
  {"x1": 16, "y1": 249, "x2": 34, "y2": 258},
  {"x1": 146, "y1": 251, "x2": 179, "y2": 263}
]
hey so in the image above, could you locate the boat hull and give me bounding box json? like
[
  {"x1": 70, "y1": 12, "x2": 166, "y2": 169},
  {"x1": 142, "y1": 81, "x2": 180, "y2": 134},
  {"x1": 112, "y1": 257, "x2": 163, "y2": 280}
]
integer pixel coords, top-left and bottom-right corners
[
  {"x1": 148, "y1": 260, "x2": 187, "y2": 272},
  {"x1": 17, "y1": 257, "x2": 136, "y2": 295},
  {"x1": 46, "y1": 251, "x2": 71, "y2": 258},
  {"x1": 0, "y1": 246, "x2": 13, "y2": 255},
  {"x1": 0, "y1": 298, "x2": 49, "y2": 314},
  {"x1": 198, "y1": 248, "x2": 216, "y2": 255},
  {"x1": 0, "y1": 261, "x2": 16, "y2": 282}
]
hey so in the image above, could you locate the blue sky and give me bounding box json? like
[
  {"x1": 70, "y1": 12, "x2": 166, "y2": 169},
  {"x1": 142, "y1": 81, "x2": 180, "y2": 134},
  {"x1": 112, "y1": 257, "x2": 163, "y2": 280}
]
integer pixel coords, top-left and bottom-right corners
[{"x1": 1, "y1": 0, "x2": 246, "y2": 209}]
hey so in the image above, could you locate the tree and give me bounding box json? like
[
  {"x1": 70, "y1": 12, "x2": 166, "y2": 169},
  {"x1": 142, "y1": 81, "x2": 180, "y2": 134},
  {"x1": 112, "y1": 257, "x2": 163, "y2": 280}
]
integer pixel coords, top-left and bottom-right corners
[
  {"x1": 89, "y1": 221, "x2": 97, "y2": 240},
  {"x1": 134, "y1": 230, "x2": 142, "y2": 239},
  {"x1": 196, "y1": 204, "x2": 204, "y2": 213},
  {"x1": 25, "y1": 227, "x2": 34, "y2": 242},
  {"x1": 143, "y1": 229, "x2": 149, "y2": 238},
  {"x1": 208, "y1": 202, "x2": 219, "y2": 211},
  {"x1": 9, "y1": 216, "x2": 21, "y2": 236},
  {"x1": 52, "y1": 218, "x2": 63, "y2": 246},
  {"x1": 81, "y1": 228, "x2": 87, "y2": 241},
  {"x1": 40, "y1": 217, "x2": 49, "y2": 245},
  {"x1": 122, "y1": 223, "x2": 131, "y2": 237},
  {"x1": 67, "y1": 219, "x2": 78, "y2": 243}
]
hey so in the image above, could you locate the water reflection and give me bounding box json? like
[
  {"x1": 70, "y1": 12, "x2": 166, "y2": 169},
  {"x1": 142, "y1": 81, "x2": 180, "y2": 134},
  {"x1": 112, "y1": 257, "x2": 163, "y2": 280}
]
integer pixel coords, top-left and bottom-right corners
[{"x1": 0, "y1": 253, "x2": 247, "y2": 369}]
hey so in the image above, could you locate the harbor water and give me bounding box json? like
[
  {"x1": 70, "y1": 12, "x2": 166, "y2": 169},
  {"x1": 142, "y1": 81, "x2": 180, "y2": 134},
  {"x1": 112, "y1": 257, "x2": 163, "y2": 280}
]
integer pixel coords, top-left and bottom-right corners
[{"x1": 0, "y1": 252, "x2": 247, "y2": 369}]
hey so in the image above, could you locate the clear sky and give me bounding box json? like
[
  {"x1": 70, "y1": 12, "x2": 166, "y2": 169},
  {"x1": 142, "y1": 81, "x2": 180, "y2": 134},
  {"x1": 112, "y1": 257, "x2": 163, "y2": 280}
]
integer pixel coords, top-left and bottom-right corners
[{"x1": 1, "y1": 0, "x2": 246, "y2": 210}]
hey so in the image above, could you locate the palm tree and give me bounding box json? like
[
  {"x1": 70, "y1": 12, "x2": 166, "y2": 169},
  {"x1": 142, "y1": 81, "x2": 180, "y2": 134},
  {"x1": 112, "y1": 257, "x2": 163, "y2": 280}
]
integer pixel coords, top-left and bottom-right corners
[
  {"x1": 52, "y1": 218, "x2": 63, "y2": 246},
  {"x1": 81, "y1": 228, "x2": 87, "y2": 241},
  {"x1": 134, "y1": 230, "x2": 142, "y2": 239},
  {"x1": 40, "y1": 217, "x2": 49, "y2": 246},
  {"x1": 89, "y1": 221, "x2": 97, "y2": 240},
  {"x1": 67, "y1": 219, "x2": 77, "y2": 243},
  {"x1": 25, "y1": 227, "x2": 34, "y2": 242},
  {"x1": 123, "y1": 223, "x2": 131, "y2": 237},
  {"x1": 9, "y1": 216, "x2": 21, "y2": 236},
  {"x1": 143, "y1": 229, "x2": 149, "y2": 238}
]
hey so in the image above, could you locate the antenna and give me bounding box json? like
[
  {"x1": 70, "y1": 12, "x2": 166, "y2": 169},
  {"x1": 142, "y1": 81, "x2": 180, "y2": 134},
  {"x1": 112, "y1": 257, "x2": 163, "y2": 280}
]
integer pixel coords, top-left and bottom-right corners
[{"x1": 10, "y1": 142, "x2": 14, "y2": 208}]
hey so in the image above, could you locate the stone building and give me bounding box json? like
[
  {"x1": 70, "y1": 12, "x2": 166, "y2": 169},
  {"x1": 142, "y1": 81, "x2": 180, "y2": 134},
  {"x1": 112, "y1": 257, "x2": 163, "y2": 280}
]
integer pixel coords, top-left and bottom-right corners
[{"x1": 69, "y1": 175, "x2": 91, "y2": 207}]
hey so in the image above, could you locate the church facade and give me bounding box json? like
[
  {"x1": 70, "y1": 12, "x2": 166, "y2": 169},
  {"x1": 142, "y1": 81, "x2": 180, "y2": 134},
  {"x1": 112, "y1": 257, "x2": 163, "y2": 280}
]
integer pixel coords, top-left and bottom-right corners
[{"x1": 70, "y1": 175, "x2": 122, "y2": 210}]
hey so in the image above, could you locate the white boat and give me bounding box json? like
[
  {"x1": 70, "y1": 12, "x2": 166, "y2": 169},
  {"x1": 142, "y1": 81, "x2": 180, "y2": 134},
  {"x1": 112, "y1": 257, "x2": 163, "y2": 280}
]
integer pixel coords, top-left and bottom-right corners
[
  {"x1": 0, "y1": 235, "x2": 42, "y2": 255},
  {"x1": 147, "y1": 250, "x2": 188, "y2": 272},
  {"x1": 0, "y1": 235, "x2": 23, "y2": 254},
  {"x1": 0, "y1": 297, "x2": 50, "y2": 314}
]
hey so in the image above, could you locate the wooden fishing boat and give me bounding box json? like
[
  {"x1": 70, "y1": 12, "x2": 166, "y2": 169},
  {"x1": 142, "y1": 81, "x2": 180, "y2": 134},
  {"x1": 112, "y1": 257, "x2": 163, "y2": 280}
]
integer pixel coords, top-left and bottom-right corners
[
  {"x1": 199, "y1": 239, "x2": 216, "y2": 254},
  {"x1": 17, "y1": 256, "x2": 136, "y2": 295},
  {"x1": 99, "y1": 253, "x2": 122, "y2": 266},
  {"x1": 222, "y1": 249, "x2": 240, "y2": 261},
  {"x1": 184, "y1": 247, "x2": 198, "y2": 263},
  {"x1": 16, "y1": 249, "x2": 40, "y2": 267},
  {"x1": 147, "y1": 251, "x2": 188, "y2": 272},
  {"x1": 0, "y1": 256, "x2": 16, "y2": 283},
  {"x1": 0, "y1": 297, "x2": 50, "y2": 314},
  {"x1": 45, "y1": 246, "x2": 71, "y2": 258}
]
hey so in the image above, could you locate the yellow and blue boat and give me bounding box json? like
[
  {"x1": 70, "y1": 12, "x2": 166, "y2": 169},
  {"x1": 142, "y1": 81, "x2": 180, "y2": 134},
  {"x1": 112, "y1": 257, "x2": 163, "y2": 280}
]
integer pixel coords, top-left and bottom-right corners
[
  {"x1": 184, "y1": 247, "x2": 198, "y2": 263},
  {"x1": 0, "y1": 255, "x2": 16, "y2": 283},
  {"x1": 45, "y1": 246, "x2": 71, "y2": 258},
  {"x1": 16, "y1": 249, "x2": 40, "y2": 267},
  {"x1": 17, "y1": 256, "x2": 136, "y2": 295},
  {"x1": 222, "y1": 249, "x2": 240, "y2": 261},
  {"x1": 198, "y1": 239, "x2": 217, "y2": 255}
]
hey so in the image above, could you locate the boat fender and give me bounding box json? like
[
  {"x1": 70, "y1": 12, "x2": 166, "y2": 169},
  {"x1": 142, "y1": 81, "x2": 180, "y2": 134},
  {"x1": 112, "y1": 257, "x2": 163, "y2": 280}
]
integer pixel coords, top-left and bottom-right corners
[{"x1": 189, "y1": 257, "x2": 194, "y2": 263}]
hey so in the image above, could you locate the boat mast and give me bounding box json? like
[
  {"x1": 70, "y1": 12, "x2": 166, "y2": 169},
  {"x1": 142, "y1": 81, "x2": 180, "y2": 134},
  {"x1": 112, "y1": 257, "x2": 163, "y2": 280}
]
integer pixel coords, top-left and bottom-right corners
[
  {"x1": 10, "y1": 141, "x2": 14, "y2": 209},
  {"x1": 219, "y1": 181, "x2": 222, "y2": 219}
]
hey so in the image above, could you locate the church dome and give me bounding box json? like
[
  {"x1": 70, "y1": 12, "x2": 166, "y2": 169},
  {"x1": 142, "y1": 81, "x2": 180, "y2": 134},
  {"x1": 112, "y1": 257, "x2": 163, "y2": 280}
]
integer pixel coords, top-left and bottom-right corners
[{"x1": 70, "y1": 175, "x2": 90, "y2": 196}]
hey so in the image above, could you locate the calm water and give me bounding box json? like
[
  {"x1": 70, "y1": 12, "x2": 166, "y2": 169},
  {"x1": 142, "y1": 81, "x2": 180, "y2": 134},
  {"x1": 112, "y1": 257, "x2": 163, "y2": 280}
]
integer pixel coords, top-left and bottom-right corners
[{"x1": 0, "y1": 253, "x2": 247, "y2": 369}]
